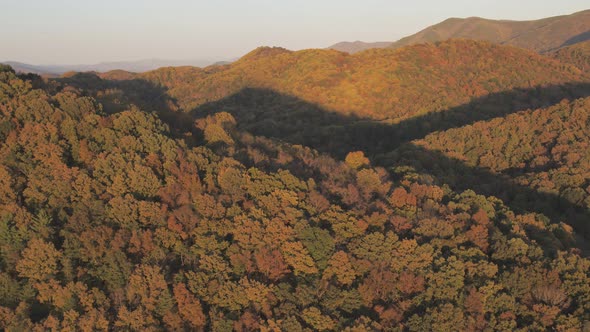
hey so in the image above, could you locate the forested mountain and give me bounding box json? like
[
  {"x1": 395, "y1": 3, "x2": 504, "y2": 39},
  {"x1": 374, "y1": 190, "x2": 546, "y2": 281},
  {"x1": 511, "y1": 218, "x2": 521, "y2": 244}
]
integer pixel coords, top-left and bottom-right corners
[
  {"x1": 389, "y1": 10, "x2": 590, "y2": 53},
  {"x1": 100, "y1": 40, "x2": 585, "y2": 122},
  {"x1": 326, "y1": 10, "x2": 590, "y2": 55},
  {"x1": 62, "y1": 40, "x2": 590, "y2": 234},
  {"x1": 2, "y1": 35, "x2": 590, "y2": 331}
]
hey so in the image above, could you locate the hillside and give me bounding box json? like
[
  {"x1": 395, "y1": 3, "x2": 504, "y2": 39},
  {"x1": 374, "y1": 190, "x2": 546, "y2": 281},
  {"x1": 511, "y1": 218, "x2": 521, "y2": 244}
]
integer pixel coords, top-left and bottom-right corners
[
  {"x1": 327, "y1": 41, "x2": 392, "y2": 54},
  {"x1": 98, "y1": 40, "x2": 586, "y2": 124},
  {"x1": 390, "y1": 10, "x2": 590, "y2": 53},
  {"x1": 3, "y1": 53, "x2": 590, "y2": 330},
  {"x1": 68, "y1": 40, "x2": 590, "y2": 239},
  {"x1": 551, "y1": 40, "x2": 590, "y2": 72},
  {"x1": 392, "y1": 97, "x2": 590, "y2": 238}
]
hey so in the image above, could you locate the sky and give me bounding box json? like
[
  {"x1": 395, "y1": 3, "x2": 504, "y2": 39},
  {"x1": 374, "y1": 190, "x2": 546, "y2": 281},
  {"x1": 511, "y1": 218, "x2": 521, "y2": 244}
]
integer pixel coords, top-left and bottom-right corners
[{"x1": 1, "y1": 0, "x2": 588, "y2": 65}]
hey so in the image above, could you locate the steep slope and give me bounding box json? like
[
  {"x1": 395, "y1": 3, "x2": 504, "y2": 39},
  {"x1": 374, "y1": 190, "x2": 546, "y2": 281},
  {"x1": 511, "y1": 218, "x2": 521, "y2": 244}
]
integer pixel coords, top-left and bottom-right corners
[
  {"x1": 82, "y1": 41, "x2": 590, "y2": 243},
  {"x1": 390, "y1": 10, "x2": 590, "y2": 53},
  {"x1": 2, "y1": 60, "x2": 590, "y2": 331},
  {"x1": 327, "y1": 41, "x2": 392, "y2": 54}
]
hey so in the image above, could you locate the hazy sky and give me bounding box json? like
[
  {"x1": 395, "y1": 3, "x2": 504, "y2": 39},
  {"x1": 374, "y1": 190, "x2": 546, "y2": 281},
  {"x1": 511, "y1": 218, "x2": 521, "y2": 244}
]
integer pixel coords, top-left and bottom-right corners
[{"x1": 1, "y1": 0, "x2": 588, "y2": 65}]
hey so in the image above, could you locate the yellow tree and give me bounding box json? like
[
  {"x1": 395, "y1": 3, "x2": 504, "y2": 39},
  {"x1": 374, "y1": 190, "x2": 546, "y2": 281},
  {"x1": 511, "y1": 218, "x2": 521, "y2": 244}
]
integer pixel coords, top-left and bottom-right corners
[
  {"x1": 281, "y1": 241, "x2": 318, "y2": 275},
  {"x1": 16, "y1": 238, "x2": 61, "y2": 281},
  {"x1": 323, "y1": 251, "x2": 357, "y2": 286}
]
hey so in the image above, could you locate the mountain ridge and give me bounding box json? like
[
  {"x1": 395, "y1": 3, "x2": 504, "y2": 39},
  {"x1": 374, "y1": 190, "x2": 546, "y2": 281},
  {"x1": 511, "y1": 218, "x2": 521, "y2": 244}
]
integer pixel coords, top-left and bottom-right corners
[
  {"x1": 1, "y1": 57, "x2": 234, "y2": 75},
  {"x1": 390, "y1": 9, "x2": 590, "y2": 53},
  {"x1": 98, "y1": 40, "x2": 584, "y2": 122},
  {"x1": 327, "y1": 9, "x2": 590, "y2": 54}
]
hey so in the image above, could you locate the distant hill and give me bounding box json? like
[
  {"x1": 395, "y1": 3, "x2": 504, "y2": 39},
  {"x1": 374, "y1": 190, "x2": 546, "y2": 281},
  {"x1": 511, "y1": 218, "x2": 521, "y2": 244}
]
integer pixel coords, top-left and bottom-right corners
[
  {"x1": 390, "y1": 9, "x2": 590, "y2": 53},
  {"x1": 327, "y1": 41, "x2": 392, "y2": 54},
  {"x1": 2, "y1": 61, "x2": 60, "y2": 76},
  {"x1": 1, "y1": 58, "x2": 232, "y2": 75}
]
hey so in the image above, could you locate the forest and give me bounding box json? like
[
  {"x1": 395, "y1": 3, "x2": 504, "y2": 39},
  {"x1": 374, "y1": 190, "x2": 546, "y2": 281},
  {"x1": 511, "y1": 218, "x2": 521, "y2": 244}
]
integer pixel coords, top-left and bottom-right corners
[
  {"x1": 552, "y1": 41, "x2": 590, "y2": 73},
  {"x1": 0, "y1": 38, "x2": 590, "y2": 331}
]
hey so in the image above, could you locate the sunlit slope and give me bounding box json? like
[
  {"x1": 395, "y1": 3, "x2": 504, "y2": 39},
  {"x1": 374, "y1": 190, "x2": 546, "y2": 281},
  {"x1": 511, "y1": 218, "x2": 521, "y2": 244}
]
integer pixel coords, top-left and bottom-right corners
[
  {"x1": 103, "y1": 40, "x2": 585, "y2": 122},
  {"x1": 390, "y1": 10, "x2": 590, "y2": 53}
]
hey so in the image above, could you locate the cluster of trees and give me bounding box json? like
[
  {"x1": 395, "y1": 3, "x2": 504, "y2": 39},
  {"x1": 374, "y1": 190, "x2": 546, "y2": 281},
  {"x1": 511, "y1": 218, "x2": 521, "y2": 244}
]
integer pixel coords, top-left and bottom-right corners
[{"x1": 2, "y1": 63, "x2": 590, "y2": 331}]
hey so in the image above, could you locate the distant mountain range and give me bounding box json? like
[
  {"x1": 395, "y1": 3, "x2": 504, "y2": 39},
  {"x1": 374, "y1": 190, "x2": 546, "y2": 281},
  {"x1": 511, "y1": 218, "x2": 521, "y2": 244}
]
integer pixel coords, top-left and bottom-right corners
[
  {"x1": 1, "y1": 58, "x2": 233, "y2": 76},
  {"x1": 328, "y1": 9, "x2": 590, "y2": 53}
]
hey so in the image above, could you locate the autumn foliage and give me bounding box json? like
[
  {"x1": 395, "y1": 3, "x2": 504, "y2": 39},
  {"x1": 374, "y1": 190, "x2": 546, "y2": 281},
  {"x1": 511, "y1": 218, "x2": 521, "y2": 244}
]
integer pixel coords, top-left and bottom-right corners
[{"x1": 1, "y1": 39, "x2": 590, "y2": 331}]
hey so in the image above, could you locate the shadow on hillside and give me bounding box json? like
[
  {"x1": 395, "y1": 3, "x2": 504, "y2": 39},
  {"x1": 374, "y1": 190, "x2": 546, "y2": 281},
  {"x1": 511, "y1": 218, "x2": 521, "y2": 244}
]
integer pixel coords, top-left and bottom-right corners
[
  {"x1": 54, "y1": 73, "x2": 177, "y2": 112},
  {"x1": 562, "y1": 30, "x2": 590, "y2": 48},
  {"x1": 189, "y1": 83, "x2": 590, "y2": 158},
  {"x1": 54, "y1": 72, "x2": 590, "y2": 251},
  {"x1": 53, "y1": 73, "x2": 195, "y2": 136},
  {"x1": 188, "y1": 84, "x2": 590, "y2": 245},
  {"x1": 390, "y1": 143, "x2": 590, "y2": 247}
]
